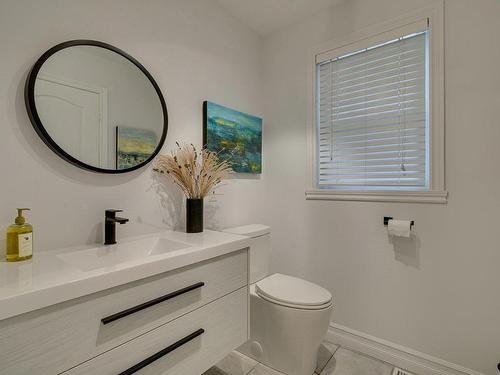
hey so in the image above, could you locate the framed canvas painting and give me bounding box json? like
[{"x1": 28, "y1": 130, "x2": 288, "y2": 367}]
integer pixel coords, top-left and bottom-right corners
[
  {"x1": 203, "y1": 101, "x2": 262, "y2": 173},
  {"x1": 116, "y1": 126, "x2": 157, "y2": 170}
]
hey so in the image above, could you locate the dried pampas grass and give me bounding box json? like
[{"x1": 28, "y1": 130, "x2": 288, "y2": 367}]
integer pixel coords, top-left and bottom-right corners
[{"x1": 153, "y1": 143, "x2": 232, "y2": 199}]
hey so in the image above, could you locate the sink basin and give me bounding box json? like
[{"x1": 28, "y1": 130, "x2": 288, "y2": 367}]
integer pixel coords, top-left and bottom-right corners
[{"x1": 57, "y1": 237, "x2": 192, "y2": 272}]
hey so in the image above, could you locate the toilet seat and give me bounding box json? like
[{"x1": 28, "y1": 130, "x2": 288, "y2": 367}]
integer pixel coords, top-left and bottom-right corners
[{"x1": 255, "y1": 273, "x2": 332, "y2": 310}]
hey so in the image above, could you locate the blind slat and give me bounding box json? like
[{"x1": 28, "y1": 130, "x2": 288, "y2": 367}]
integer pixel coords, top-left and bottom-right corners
[
  {"x1": 328, "y1": 85, "x2": 424, "y2": 109},
  {"x1": 319, "y1": 36, "x2": 424, "y2": 71},
  {"x1": 321, "y1": 77, "x2": 424, "y2": 102},
  {"x1": 323, "y1": 95, "x2": 425, "y2": 118},
  {"x1": 320, "y1": 164, "x2": 425, "y2": 172},
  {"x1": 321, "y1": 51, "x2": 424, "y2": 81},
  {"x1": 320, "y1": 134, "x2": 425, "y2": 150},
  {"x1": 319, "y1": 155, "x2": 423, "y2": 166},
  {"x1": 320, "y1": 124, "x2": 425, "y2": 140},
  {"x1": 319, "y1": 110, "x2": 425, "y2": 131}
]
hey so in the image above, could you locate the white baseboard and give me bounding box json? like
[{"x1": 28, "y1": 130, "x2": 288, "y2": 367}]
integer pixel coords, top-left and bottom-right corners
[{"x1": 326, "y1": 323, "x2": 486, "y2": 375}]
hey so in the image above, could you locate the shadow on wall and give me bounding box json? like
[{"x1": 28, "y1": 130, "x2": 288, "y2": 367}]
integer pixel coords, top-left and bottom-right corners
[
  {"x1": 150, "y1": 172, "x2": 184, "y2": 231},
  {"x1": 389, "y1": 233, "x2": 421, "y2": 269},
  {"x1": 86, "y1": 221, "x2": 104, "y2": 245},
  {"x1": 227, "y1": 173, "x2": 261, "y2": 180},
  {"x1": 204, "y1": 196, "x2": 220, "y2": 230}
]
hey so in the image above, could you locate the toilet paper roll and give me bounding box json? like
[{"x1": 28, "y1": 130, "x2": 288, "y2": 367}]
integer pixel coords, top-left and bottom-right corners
[{"x1": 387, "y1": 219, "x2": 412, "y2": 238}]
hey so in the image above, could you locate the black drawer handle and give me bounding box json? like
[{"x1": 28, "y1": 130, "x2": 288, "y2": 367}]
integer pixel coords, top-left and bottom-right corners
[
  {"x1": 118, "y1": 328, "x2": 205, "y2": 375},
  {"x1": 101, "y1": 282, "x2": 205, "y2": 325}
]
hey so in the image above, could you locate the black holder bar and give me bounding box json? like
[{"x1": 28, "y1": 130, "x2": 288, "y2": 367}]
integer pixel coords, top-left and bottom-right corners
[
  {"x1": 383, "y1": 216, "x2": 414, "y2": 227},
  {"x1": 101, "y1": 282, "x2": 205, "y2": 325},
  {"x1": 118, "y1": 328, "x2": 205, "y2": 375}
]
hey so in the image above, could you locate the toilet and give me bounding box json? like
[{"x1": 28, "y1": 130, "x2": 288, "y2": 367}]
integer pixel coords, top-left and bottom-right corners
[{"x1": 223, "y1": 225, "x2": 333, "y2": 375}]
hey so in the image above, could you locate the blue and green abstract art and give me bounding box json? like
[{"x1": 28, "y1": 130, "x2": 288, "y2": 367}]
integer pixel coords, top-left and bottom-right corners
[
  {"x1": 203, "y1": 101, "x2": 262, "y2": 174},
  {"x1": 116, "y1": 126, "x2": 157, "y2": 170}
]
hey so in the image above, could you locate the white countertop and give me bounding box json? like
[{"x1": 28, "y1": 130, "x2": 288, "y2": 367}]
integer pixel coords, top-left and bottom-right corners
[{"x1": 0, "y1": 230, "x2": 250, "y2": 321}]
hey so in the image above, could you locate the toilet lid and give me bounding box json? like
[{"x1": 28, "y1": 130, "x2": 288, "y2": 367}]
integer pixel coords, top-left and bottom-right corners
[{"x1": 255, "y1": 273, "x2": 332, "y2": 310}]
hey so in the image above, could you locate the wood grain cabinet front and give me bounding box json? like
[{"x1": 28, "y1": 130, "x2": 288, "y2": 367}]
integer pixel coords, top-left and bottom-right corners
[
  {"x1": 62, "y1": 287, "x2": 248, "y2": 375},
  {"x1": 0, "y1": 249, "x2": 248, "y2": 375}
]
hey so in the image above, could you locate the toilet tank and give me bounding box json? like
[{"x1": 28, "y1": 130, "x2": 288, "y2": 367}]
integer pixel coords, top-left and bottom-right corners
[{"x1": 223, "y1": 224, "x2": 270, "y2": 284}]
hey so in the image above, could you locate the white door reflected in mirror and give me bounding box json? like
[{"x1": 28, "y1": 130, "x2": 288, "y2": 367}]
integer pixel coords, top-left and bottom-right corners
[{"x1": 35, "y1": 76, "x2": 105, "y2": 167}]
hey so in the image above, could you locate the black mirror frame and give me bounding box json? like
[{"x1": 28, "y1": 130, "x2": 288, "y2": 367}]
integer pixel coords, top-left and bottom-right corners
[{"x1": 24, "y1": 40, "x2": 168, "y2": 174}]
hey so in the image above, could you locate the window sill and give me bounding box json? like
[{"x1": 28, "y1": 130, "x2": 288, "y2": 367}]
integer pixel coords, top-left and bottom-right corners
[{"x1": 305, "y1": 189, "x2": 448, "y2": 204}]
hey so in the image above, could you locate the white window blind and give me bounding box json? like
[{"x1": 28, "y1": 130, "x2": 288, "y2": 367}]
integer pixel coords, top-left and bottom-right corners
[{"x1": 317, "y1": 31, "x2": 428, "y2": 189}]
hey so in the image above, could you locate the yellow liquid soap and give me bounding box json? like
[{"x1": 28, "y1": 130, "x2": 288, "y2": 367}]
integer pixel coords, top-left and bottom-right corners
[{"x1": 6, "y1": 208, "x2": 33, "y2": 262}]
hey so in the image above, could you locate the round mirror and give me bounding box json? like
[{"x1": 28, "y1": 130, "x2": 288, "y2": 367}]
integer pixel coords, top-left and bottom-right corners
[{"x1": 25, "y1": 40, "x2": 167, "y2": 173}]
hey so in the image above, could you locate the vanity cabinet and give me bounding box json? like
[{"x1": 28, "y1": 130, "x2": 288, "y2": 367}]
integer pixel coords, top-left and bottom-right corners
[
  {"x1": 63, "y1": 288, "x2": 247, "y2": 375},
  {"x1": 0, "y1": 249, "x2": 248, "y2": 375}
]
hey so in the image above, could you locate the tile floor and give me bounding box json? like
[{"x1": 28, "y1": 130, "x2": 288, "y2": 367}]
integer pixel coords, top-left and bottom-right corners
[{"x1": 203, "y1": 341, "x2": 397, "y2": 375}]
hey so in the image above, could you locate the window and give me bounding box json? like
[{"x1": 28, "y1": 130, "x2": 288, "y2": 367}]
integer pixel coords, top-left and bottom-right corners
[{"x1": 307, "y1": 5, "x2": 446, "y2": 203}]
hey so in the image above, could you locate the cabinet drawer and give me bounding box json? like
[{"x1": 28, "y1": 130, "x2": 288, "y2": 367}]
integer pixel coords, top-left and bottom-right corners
[
  {"x1": 0, "y1": 249, "x2": 247, "y2": 375},
  {"x1": 63, "y1": 287, "x2": 248, "y2": 375}
]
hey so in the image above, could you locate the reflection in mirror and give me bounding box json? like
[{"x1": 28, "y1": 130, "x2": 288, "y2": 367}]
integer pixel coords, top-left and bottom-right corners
[{"x1": 26, "y1": 41, "x2": 167, "y2": 173}]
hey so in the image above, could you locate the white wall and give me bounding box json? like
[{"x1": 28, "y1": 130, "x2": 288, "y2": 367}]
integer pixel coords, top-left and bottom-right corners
[
  {"x1": 0, "y1": 0, "x2": 267, "y2": 251},
  {"x1": 262, "y1": 0, "x2": 500, "y2": 374}
]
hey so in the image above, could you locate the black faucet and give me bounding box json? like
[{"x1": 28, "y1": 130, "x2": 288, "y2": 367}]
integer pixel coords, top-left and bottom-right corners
[{"x1": 104, "y1": 209, "x2": 129, "y2": 245}]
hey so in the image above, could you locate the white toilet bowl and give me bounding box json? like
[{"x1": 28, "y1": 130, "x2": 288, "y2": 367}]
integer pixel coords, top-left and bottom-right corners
[
  {"x1": 239, "y1": 274, "x2": 333, "y2": 375},
  {"x1": 224, "y1": 222, "x2": 333, "y2": 375}
]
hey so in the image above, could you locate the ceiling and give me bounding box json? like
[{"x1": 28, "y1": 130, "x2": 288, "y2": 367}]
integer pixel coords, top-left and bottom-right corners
[{"x1": 216, "y1": 0, "x2": 346, "y2": 36}]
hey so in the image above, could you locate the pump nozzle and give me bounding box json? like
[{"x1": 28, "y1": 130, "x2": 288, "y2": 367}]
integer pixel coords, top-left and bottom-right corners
[{"x1": 15, "y1": 208, "x2": 30, "y2": 225}]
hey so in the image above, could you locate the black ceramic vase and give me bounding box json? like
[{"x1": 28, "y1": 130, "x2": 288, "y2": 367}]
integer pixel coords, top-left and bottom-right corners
[{"x1": 186, "y1": 198, "x2": 203, "y2": 233}]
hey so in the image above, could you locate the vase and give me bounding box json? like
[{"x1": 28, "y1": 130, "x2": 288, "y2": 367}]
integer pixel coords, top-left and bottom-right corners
[{"x1": 186, "y1": 198, "x2": 203, "y2": 233}]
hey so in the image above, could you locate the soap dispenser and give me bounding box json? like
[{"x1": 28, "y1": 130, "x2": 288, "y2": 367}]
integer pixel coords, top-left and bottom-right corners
[{"x1": 6, "y1": 208, "x2": 33, "y2": 262}]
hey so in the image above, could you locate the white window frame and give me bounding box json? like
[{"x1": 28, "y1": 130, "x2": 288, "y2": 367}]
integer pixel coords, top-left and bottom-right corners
[{"x1": 306, "y1": 1, "x2": 446, "y2": 204}]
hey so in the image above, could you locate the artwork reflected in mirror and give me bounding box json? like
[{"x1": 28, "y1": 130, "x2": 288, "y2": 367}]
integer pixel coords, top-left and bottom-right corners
[
  {"x1": 116, "y1": 127, "x2": 157, "y2": 170},
  {"x1": 203, "y1": 101, "x2": 262, "y2": 174},
  {"x1": 25, "y1": 40, "x2": 167, "y2": 173}
]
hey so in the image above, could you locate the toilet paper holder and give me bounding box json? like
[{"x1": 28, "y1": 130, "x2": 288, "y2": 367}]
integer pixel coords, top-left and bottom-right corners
[{"x1": 383, "y1": 216, "x2": 414, "y2": 227}]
